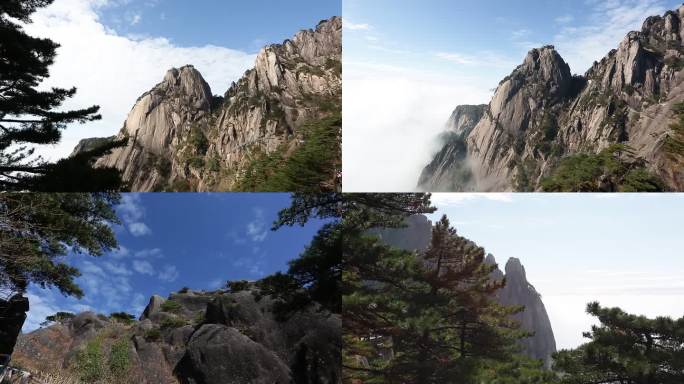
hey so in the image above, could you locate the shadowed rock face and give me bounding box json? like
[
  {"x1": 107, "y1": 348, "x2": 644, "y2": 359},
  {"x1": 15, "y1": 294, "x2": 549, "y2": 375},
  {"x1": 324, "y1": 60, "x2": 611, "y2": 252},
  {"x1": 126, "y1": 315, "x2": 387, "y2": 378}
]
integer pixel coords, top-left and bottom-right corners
[
  {"x1": 495, "y1": 257, "x2": 556, "y2": 368},
  {"x1": 13, "y1": 287, "x2": 340, "y2": 384},
  {"x1": 420, "y1": 5, "x2": 684, "y2": 191},
  {"x1": 374, "y1": 216, "x2": 556, "y2": 367},
  {"x1": 0, "y1": 295, "x2": 28, "y2": 356},
  {"x1": 79, "y1": 17, "x2": 341, "y2": 191},
  {"x1": 417, "y1": 105, "x2": 487, "y2": 191}
]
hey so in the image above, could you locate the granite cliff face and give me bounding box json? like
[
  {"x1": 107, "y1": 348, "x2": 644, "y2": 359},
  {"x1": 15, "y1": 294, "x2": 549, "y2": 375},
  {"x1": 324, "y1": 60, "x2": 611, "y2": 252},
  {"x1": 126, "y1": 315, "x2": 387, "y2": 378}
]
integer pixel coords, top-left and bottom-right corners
[
  {"x1": 81, "y1": 17, "x2": 341, "y2": 191},
  {"x1": 12, "y1": 286, "x2": 340, "y2": 384},
  {"x1": 419, "y1": 6, "x2": 684, "y2": 191},
  {"x1": 486, "y1": 255, "x2": 556, "y2": 368},
  {"x1": 374, "y1": 216, "x2": 556, "y2": 366}
]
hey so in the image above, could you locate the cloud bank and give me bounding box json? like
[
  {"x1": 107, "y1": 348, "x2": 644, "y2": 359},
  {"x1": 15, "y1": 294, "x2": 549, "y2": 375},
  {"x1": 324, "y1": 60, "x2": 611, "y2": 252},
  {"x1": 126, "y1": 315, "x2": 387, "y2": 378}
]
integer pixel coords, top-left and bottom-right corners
[{"x1": 23, "y1": 0, "x2": 256, "y2": 161}]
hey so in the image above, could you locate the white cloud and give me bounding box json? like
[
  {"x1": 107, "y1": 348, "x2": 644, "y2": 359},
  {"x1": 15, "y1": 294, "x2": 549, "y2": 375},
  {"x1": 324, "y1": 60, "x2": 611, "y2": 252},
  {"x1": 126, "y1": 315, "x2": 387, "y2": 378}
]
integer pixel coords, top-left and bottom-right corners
[
  {"x1": 129, "y1": 13, "x2": 141, "y2": 25},
  {"x1": 430, "y1": 193, "x2": 514, "y2": 206},
  {"x1": 102, "y1": 261, "x2": 133, "y2": 276},
  {"x1": 554, "y1": 14, "x2": 574, "y2": 24},
  {"x1": 132, "y1": 260, "x2": 155, "y2": 275},
  {"x1": 158, "y1": 264, "x2": 179, "y2": 282},
  {"x1": 131, "y1": 292, "x2": 147, "y2": 315},
  {"x1": 110, "y1": 245, "x2": 130, "y2": 258},
  {"x1": 128, "y1": 222, "x2": 151, "y2": 236},
  {"x1": 246, "y1": 208, "x2": 268, "y2": 242},
  {"x1": 23, "y1": 0, "x2": 256, "y2": 161},
  {"x1": 343, "y1": 19, "x2": 372, "y2": 30},
  {"x1": 342, "y1": 62, "x2": 494, "y2": 191},
  {"x1": 117, "y1": 194, "x2": 152, "y2": 236},
  {"x1": 134, "y1": 248, "x2": 164, "y2": 258},
  {"x1": 553, "y1": 0, "x2": 670, "y2": 74}
]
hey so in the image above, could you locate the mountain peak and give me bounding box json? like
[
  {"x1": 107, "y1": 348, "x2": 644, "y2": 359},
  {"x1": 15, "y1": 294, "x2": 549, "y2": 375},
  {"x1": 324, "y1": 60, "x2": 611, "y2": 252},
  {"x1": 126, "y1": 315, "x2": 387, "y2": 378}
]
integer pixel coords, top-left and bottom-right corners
[{"x1": 505, "y1": 257, "x2": 527, "y2": 280}]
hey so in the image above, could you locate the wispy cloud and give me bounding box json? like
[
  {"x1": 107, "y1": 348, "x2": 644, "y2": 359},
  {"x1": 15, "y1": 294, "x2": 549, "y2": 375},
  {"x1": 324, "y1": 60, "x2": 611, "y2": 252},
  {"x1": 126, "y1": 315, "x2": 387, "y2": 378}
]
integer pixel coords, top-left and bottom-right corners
[
  {"x1": 158, "y1": 264, "x2": 179, "y2": 282},
  {"x1": 555, "y1": 14, "x2": 574, "y2": 24},
  {"x1": 132, "y1": 260, "x2": 155, "y2": 275},
  {"x1": 344, "y1": 18, "x2": 372, "y2": 30},
  {"x1": 118, "y1": 194, "x2": 152, "y2": 237},
  {"x1": 431, "y1": 193, "x2": 514, "y2": 206},
  {"x1": 435, "y1": 51, "x2": 517, "y2": 69},
  {"x1": 553, "y1": 0, "x2": 670, "y2": 73},
  {"x1": 246, "y1": 208, "x2": 268, "y2": 242}
]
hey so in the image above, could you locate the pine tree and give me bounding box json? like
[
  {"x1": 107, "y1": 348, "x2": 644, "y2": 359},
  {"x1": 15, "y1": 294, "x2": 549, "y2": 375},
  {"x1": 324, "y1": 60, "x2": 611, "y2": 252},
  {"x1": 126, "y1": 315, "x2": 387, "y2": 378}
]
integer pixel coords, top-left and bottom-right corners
[
  {"x1": 343, "y1": 214, "x2": 525, "y2": 384},
  {"x1": 554, "y1": 302, "x2": 684, "y2": 384},
  {"x1": 0, "y1": 193, "x2": 120, "y2": 297},
  {"x1": 0, "y1": 0, "x2": 125, "y2": 191}
]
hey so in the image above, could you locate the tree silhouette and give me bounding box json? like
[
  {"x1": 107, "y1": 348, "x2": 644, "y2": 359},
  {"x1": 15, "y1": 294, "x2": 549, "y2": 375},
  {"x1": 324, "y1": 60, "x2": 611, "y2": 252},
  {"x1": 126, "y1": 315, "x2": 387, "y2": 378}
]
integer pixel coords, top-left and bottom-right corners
[{"x1": 0, "y1": 0, "x2": 125, "y2": 191}]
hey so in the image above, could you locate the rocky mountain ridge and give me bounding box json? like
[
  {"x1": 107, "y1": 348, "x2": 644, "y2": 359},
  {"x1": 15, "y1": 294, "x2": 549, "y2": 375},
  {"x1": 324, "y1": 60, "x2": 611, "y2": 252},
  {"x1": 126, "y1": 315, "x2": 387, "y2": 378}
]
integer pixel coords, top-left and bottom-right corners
[
  {"x1": 419, "y1": 6, "x2": 684, "y2": 191},
  {"x1": 77, "y1": 17, "x2": 341, "y2": 192},
  {"x1": 372, "y1": 216, "x2": 557, "y2": 367},
  {"x1": 12, "y1": 284, "x2": 340, "y2": 384}
]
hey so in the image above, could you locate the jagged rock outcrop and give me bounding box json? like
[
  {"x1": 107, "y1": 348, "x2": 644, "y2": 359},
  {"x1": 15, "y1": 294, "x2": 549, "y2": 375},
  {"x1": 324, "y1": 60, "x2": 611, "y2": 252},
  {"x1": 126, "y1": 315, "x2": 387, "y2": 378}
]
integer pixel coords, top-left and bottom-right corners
[
  {"x1": 417, "y1": 105, "x2": 486, "y2": 191},
  {"x1": 374, "y1": 215, "x2": 556, "y2": 366},
  {"x1": 490, "y1": 256, "x2": 556, "y2": 368},
  {"x1": 13, "y1": 286, "x2": 341, "y2": 384},
  {"x1": 69, "y1": 137, "x2": 116, "y2": 157},
  {"x1": 420, "y1": 6, "x2": 684, "y2": 191},
  {"x1": 81, "y1": 17, "x2": 341, "y2": 191}
]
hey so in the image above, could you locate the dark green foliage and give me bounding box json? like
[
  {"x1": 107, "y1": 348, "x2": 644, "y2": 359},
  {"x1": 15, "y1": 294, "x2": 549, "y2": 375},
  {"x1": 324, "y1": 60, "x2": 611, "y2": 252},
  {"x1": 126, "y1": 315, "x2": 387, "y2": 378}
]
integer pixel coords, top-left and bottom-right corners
[
  {"x1": 159, "y1": 317, "x2": 188, "y2": 330},
  {"x1": 344, "y1": 215, "x2": 525, "y2": 383},
  {"x1": 475, "y1": 355, "x2": 559, "y2": 384},
  {"x1": 144, "y1": 328, "x2": 161, "y2": 342},
  {"x1": 76, "y1": 337, "x2": 105, "y2": 382},
  {"x1": 160, "y1": 300, "x2": 182, "y2": 314},
  {"x1": 40, "y1": 311, "x2": 75, "y2": 326},
  {"x1": 227, "y1": 280, "x2": 250, "y2": 292},
  {"x1": 109, "y1": 312, "x2": 135, "y2": 325},
  {"x1": 325, "y1": 58, "x2": 342, "y2": 75},
  {"x1": 259, "y1": 222, "x2": 342, "y2": 316},
  {"x1": 554, "y1": 303, "x2": 684, "y2": 384},
  {"x1": 664, "y1": 56, "x2": 684, "y2": 71},
  {"x1": 541, "y1": 144, "x2": 666, "y2": 192},
  {"x1": 665, "y1": 102, "x2": 684, "y2": 159},
  {"x1": 188, "y1": 126, "x2": 208, "y2": 154},
  {"x1": 235, "y1": 113, "x2": 341, "y2": 192},
  {"x1": 108, "y1": 338, "x2": 130, "y2": 376},
  {"x1": 0, "y1": 193, "x2": 120, "y2": 296},
  {"x1": 0, "y1": 1, "x2": 125, "y2": 191}
]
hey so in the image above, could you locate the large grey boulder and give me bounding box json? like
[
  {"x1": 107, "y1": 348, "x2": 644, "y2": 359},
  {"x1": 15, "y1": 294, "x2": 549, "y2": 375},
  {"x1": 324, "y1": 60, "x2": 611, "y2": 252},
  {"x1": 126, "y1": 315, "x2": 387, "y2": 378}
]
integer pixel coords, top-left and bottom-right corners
[{"x1": 176, "y1": 324, "x2": 291, "y2": 384}]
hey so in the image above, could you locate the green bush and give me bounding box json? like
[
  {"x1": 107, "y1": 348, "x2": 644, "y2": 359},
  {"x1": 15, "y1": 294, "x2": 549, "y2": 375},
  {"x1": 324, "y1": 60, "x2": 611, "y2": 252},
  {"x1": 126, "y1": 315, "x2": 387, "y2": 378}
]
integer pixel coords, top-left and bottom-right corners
[
  {"x1": 108, "y1": 338, "x2": 130, "y2": 376},
  {"x1": 144, "y1": 328, "x2": 161, "y2": 341},
  {"x1": 160, "y1": 300, "x2": 183, "y2": 314},
  {"x1": 227, "y1": 280, "x2": 250, "y2": 292},
  {"x1": 109, "y1": 312, "x2": 135, "y2": 325},
  {"x1": 235, "y1": 113, "x2": 341, "y2": 192},
  {"x1": 541, "y1": 144, "x2": 666, "y2": 192},
  {"x1": 159, "y1": 317, "x2": 188, "y2": 330},
  {"x1": 76, "y1": 337, "x2": 105, "y2": 383}
]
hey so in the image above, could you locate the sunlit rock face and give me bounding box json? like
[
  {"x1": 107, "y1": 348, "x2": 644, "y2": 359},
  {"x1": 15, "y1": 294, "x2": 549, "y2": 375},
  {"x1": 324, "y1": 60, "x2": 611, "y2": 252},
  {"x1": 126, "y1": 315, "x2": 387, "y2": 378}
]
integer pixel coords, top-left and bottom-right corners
[
  {"x1": 420, "y1": 5, "x2": 684, "y2": 191},
  {"x1": 82, "y1": 17, "x2": 342, "y2": 191}
]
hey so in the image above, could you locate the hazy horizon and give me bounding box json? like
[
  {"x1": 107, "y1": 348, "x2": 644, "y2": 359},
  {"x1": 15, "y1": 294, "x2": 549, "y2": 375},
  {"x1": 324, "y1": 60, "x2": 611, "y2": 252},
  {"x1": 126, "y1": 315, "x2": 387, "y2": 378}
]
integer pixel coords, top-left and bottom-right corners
[{"x1": 429, "y1": 193, "x2": 684, "y2": 350}]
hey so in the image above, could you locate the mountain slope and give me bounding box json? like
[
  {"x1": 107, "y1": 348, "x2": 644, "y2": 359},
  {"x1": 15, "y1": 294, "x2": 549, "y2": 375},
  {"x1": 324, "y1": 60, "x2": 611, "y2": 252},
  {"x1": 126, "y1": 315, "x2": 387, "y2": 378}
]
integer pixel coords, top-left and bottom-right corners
[
  {"x1": 419, "y1": 6, "x2": 684, "y2": 191},
  {"x1": 12, "y1": 285, "x2": 340, "y2": 384},
  {"x1": 372, "y1": 216, "x2": 557, "y2": 367},
  {"x1": 79, "y1": 17, "x2": 341, "y2": 192}
]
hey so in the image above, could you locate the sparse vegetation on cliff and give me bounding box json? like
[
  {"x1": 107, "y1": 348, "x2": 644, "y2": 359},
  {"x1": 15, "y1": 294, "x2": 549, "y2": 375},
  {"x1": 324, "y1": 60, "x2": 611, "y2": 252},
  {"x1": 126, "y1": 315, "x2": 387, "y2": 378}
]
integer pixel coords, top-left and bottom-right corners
[{"x1": 540, "y1": 144, "x2": 666, "y2": 192}]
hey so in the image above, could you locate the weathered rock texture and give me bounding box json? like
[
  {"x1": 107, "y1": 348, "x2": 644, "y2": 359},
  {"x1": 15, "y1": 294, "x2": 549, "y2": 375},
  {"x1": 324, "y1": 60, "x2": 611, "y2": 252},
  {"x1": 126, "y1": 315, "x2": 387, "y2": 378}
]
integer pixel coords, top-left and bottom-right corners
[
  {"x1": 374, "y1": 216, "x2": 556, "y2": 366},
  {"x1": 420, "y1": 6, "x2": 684, "y2": 191},
  {"x1": 83, "y1": 17, "x2": 341, "y2": 191},
  {"x1": 13, "y1": 286, "x2": 341, "y2": 384},
  {"x1": 487, "y1": 256, "x2": 556, "y2": 368}
]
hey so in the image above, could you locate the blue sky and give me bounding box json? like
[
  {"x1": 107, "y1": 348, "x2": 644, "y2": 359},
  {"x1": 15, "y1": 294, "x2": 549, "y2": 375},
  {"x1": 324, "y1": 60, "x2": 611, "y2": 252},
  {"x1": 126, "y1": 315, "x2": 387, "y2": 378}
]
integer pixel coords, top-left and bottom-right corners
[
  {"x1": 97, "y1": 0, "x2": 340, "y2": 52},
  {"x1": 429, "y1": 193, "x2": 684, "y2": 349},
  {"x1": 343, "y1": 0, "x2": 683, "y2": 191},
  {"x1": 24, "y1": 193, "x2": 329, "y2": 331},
  {"x1": 25, "y1": 0, "x2": 340, "y2": 161}
]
